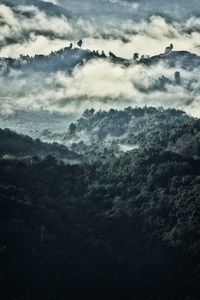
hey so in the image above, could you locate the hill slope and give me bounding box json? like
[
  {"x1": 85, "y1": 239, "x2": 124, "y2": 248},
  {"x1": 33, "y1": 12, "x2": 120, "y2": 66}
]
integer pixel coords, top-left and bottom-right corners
[{"x1": 0, "y1": 107, "x2": 200, "y2": 300}]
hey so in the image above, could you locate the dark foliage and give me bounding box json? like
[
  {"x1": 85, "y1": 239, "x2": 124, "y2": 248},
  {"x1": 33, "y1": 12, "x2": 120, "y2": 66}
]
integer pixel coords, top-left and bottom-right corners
[
  {"x1": 0, "y1": 128, "x2": 82, "y2": 161},
  {"x1": 66, "y1": 106, "x2": 199, "y2": 161},
  {"x1": 1, "y1": 47, "x2": 199, "y2": 76},
  {"x1": 0, "y1": 108, "x2": 200, "y2": 300}
]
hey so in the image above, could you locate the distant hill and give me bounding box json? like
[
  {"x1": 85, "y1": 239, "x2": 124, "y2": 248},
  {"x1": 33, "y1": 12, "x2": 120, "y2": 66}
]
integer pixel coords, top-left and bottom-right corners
[
  {"x1": 1, "y1": 47, "x2": 199, "y2": 75},
  {"x1": 140, "y1": 50, "x2": 200, "y2": 69},
  {"x1": 0, "y1": 47, "x2": 97, "y2": 74},
  {"x1": 0, "y1": 128, "x2": 82, "y2": 162}
]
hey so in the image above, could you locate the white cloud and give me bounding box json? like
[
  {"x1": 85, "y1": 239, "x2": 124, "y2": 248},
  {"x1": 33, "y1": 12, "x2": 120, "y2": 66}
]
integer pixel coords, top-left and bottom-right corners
[
  {"x1": 0, "y1": 4, "x2": 200, "y2": 58},
  {"x1": 1, "y1": 59, "x2": 200, "y2": 117},
  {"x1": 0, "y1": 3, "x2": 200, "y2": 119},
  {"x1": 42, "y1": 0, "x2": 58, "y2": 4}
]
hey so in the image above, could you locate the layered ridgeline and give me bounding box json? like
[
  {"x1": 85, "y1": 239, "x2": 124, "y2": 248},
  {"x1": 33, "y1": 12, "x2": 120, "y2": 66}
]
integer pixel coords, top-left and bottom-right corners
[
  {"x1": 1, "y1": 44, "x2": 200, "y2": 73},
  {"x1": 0, "y1": 107, "x2": 200, "y2": 300},
  {"x1": 0, "y1": 44, "x2": 199, "y2": 121}
]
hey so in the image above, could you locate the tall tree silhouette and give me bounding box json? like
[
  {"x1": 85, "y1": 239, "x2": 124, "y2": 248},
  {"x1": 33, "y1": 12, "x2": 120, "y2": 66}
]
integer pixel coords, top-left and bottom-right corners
[{"x1": 77, "y1": 39, "x2": 83, "y2": 48}]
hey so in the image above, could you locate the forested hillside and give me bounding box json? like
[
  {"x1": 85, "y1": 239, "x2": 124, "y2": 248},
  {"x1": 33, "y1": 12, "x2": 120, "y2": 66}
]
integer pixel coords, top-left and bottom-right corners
[
  {"x1": 64, "y1": 107, "x2": 199, "y2": 160},
  {"x1": 0, "y1": 107, "x2": 200, "y2": 300},
  {"x1": 0, "y1": 128, "x2": 82, "y2": 162}
]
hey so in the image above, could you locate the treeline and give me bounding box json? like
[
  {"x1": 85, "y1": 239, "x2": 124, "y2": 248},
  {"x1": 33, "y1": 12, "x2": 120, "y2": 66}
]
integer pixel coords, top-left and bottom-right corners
[{"x1": 1, "y1": 45, "x2": 200, "y2": 76}]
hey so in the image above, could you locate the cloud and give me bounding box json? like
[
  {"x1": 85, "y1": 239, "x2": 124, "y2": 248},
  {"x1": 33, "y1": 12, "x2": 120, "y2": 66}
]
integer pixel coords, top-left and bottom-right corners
[
  {"x1": 0, "y1": 3, "x2": 200, "y2": 58},
  {"x1": 51, "y1": 60, "x2": 200, "y2": 116},
  {"x1": 42, "y1": 0, "x2": 58, "y2": 4},
  {"x1": 0, "y1": 4, "x2": 73, "y2": 43},
  {"x1": 0, "y1": 58, "x2": 200, "y2": 117},
  {"x1": 0, "y1": 2, "x2": 200, "y2": 119},
  {"x1": 0, "y1": 35, "x2": 69, "y2": 58},
  {"x1": 101, "y1": 0, "x2": 139, "y2": 11}
]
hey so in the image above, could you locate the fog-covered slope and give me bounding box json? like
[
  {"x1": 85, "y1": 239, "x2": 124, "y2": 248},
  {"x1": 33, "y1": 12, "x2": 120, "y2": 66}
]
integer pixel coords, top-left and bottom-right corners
[{"x1": 61, "y1": 107, "x2": 200, "y2": 160}]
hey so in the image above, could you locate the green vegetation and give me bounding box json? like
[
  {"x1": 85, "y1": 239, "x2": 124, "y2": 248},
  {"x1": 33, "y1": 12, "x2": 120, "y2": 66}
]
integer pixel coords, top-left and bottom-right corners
[
  {"x1": 0, "y1": 107, "x2": 200, "y2": 300},
  {"x1": 0, "y1": 128, "x2": 82, "y2": 161}
]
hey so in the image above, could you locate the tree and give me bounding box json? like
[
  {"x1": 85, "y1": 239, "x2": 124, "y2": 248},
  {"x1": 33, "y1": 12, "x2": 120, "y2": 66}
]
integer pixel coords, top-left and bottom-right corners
[
  {"x1": 109, "y1": 51, "x2": 117, "y2": 58},
  {"x1": 77, "y1": 39, "x2": 83, "y2": 48},
  {"x1": 165, "y1": 43, "x2": 174, "y2": 54},
  {"x1": 83, "y1": 108, "x2": 95, "y2": 118},
  {"x1": 101, "y1": 50, "x2": 106, "y2": 58},
  {"x1": 69, "y1": 123, "x2": 76, "y2": 135},
  {"x1": 174, "y1": 71, "x2": 181, "y2": 85},
  {"x1": 133, "y1": 52, "x2": 139, "y2": 61}
]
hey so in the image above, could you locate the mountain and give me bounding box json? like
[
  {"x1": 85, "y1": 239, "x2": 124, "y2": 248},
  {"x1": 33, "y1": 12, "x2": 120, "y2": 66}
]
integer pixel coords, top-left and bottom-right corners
[
  {"x1": 0, "y1": 47, "x2": 98, "y2": 73},
  {"x1": 141, "y1": 50, "x2": 200, "y2": 69},
  {"x1": 1, "y1": 47, "x2": 199, "y2": 75}
]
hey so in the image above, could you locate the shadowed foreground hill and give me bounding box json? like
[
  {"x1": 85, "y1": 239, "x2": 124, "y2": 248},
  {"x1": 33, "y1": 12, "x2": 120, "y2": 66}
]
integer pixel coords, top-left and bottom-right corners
[
  {"x1": 0, "y1": 128, "x2": 82, "y2": 161},
  {"x1": 0, "y1": 108, "x2": 200, "y2": 300}
]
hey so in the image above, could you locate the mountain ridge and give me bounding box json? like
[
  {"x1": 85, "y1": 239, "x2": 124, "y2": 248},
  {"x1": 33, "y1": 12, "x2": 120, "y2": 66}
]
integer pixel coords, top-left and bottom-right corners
[{"x1": 1, "y1": 47, "x2": 200, "y2": 74}]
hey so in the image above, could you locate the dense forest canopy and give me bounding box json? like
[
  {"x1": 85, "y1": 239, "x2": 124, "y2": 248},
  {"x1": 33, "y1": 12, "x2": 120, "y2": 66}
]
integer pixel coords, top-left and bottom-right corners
[{"x1": 1, "y1": 107, "x2": 200, "y2": 299}]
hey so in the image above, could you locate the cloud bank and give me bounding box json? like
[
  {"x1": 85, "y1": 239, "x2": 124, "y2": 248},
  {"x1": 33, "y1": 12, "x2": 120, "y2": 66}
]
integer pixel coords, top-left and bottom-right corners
[
  {"x1": 0, "y1": 1, "x2": 199, "y2": 121},
  {"x1": 0, "y1": 59, "x2": 199, "y2": 117},
  {"x1": 0, "y1": 3, "x2": 200, "y2": 58}
]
